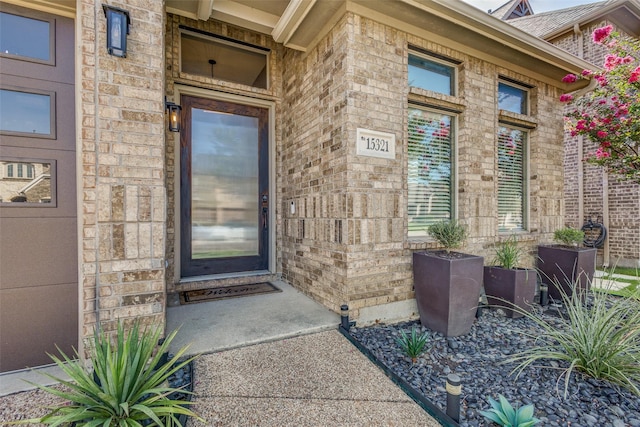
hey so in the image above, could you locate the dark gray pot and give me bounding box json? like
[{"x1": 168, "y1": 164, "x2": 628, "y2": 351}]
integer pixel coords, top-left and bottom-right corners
[
  {"x1": 483, "y1": 267, "x2": 537, "y2": 318},
  {"x1": 537, "y1": 245, "x2": 597, "y2": 300},
  {"x1": 413, "y1": 251, "x2": 484, "y2": 337}
]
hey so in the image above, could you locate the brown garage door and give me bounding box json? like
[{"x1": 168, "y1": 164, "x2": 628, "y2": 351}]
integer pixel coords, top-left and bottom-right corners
[{"x1": 0, "y1": 3, "x2": 77, "y2": 372}]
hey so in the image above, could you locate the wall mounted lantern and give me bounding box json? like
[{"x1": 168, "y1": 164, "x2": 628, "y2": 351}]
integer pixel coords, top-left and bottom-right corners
[
  {"x1": 165, "y1": 98, "x2": 182, "y2": 132},
  {"x1": 103, "y1": 4, "x2": 130, "y2": 58}
]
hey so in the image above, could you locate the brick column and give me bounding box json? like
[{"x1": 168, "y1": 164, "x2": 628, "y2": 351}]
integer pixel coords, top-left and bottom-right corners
[{"x1": 78, "y1": 0, "x2": 166, "y2": 347}]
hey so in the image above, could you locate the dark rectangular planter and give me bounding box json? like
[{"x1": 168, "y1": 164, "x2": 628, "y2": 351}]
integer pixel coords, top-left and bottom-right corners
[
  {"x1": 483, "y1": 267, "x2": 536, "y2": 318},
  {"x1": 413, "y1": 251, "x2": 484, "y2": 337},
  {"x1": 537, "y1": 245, "x2": 597, "y2": 300}
]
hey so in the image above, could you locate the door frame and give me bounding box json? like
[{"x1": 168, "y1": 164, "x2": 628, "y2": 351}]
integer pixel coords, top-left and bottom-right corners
[{"x1": 172, "y1": 85, "x2": 276, "y2": 283}]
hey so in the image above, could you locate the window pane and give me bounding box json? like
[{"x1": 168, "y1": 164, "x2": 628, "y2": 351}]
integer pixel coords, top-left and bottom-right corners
[
  {"x1": 498, "y1": 127, "x2": 525, "y2": 231},
  {"x1": 191, "y1": 108, "x2": 259, "y2": 259},
  {"x1": 0, "y1": 12, "x2": 50, "y2": 61},
  {"x1": 408, "y1": 54, "x2": 454, "y2": 95},
  {"x1": 181, "y1": 32, "x2": 268, "y2": 89},
  {"x1": 0, "y1": 161, "x2": 53, "y2": 204},
  {"x1": 0, "y1": 89, "x2": 51, "y2": 135},
  {"x1": 498, "y1": 82, "x2": 527, "y2": 114},
  {"x1": 408, "y1": 108, "x2": 453, "y2": 234}
]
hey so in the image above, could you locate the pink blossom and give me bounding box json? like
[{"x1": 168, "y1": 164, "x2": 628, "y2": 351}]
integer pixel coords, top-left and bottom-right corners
[
  {"x1": 576, "y1": 120, "x2": 587, "y2": 130},
  {"x1": 559, "y1": 94, "x2": 573, "y2": 102},
  {"x1": 581, "y1": 69, "x2": 593, "y2": 76},
  {"x1": 562, "y1": 74, "x2": 577, "y2": 83},
  {"x1": 623, "y1": 56, "x2": 634, "y2": 64},
  {"x1": 603, "y1": 54, "x2": 623, "y2": 71},
  {"x1": 630, "y1": 66, "x2": 640, "y2": 83},
  {"x1": 595, "y1": 147, "x2": 611, "y2": 159},
  {"x1": 592, "y1": 25, "x2": 613, "y2": 44},
  {"x1": 596, "y1": 130, "x2": 608, "y2": 139}
]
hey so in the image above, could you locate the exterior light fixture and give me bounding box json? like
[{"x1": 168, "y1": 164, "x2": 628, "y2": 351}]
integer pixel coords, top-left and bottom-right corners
[
  {"x1": 103, "y1": 4, "x2": 130, "y2": 58},
  {"x1": 165, "y1": 98, "x2": 182, "y2": 132}
]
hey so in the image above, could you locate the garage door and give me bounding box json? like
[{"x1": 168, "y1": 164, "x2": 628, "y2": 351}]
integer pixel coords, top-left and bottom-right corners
[{"x1": 0, "y1": 3, "x2": 77, "y2": 372}]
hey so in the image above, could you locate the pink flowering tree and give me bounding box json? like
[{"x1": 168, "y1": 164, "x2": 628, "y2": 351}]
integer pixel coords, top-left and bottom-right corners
[{"x1": 560, "y1": 25, "x2": 640, "y2": 183}]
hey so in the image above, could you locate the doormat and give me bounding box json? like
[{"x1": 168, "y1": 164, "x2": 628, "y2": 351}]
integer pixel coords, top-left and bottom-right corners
[{"x1": 180, "y1": 282, "x2": 281, "y2": 304}]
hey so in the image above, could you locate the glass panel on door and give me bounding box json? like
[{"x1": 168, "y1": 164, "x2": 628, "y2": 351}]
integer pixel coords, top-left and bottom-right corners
[
  {"x1": 180, "y1": 95, "x2": 269, "y2": 277},
  {"x1": 191, "y1": 109, "x2": 259, "y2": 259}
]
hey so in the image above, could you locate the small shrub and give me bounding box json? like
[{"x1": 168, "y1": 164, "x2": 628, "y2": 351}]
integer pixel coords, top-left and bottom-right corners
[
  {"x1": 553, "y1": 227, "x2": 584, "y2": 247},
  {"x1": 506, "y1": 277, "x2": 640, "y2": 396},
  {"x1": 428, "y1": 220, "x2": 467, "y2": 253},
  {"x1": 21, "y1": 320, "x2": 204, "y2": 426},
  {"x1": 492, "y1": 236, "x2": 522, "y2": 269},
  {"x1": 479, "y1": 394, "x2": 540, "y2": 427},
  {"x1": 397, "y1": 328, "x2": 429, "y2": 362}
]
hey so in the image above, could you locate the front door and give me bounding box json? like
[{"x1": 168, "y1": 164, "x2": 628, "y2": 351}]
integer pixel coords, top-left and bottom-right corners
[{"x1": 180, "y1": 95, "x2": 269, "y2": 277}]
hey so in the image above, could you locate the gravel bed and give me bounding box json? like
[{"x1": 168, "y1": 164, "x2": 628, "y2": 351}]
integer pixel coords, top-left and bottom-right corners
[{"x1": 349, "y1": 307, "x2": 640, "y2": 427}]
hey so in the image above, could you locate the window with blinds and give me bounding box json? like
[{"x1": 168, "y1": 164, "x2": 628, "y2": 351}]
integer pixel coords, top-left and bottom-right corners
[
  {"x1": 408, "y1": 108, "x2": 454, "y2": 235},
  {"x1": 498, "y1": 126, "x2": 526, "y2": 231}
]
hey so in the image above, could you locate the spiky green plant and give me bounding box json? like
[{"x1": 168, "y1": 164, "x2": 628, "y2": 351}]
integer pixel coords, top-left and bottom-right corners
[
  {"x1": 479, "y1": 394, "x2": 540, "y2": 427},
  {"x1": 492, "y1": 235, "x2": 523, "y2": 269},
  {"x1": 397, "y1": 328, "x2": 429, "y2": 362},
  {"x1": 427, "y1": 220, "x2": 467, "y2": 253},
  {"x1": 506, "y1": 276, "x2": 640, "y2": 397},
  {"x1": 553, "y1": 227, "x2": 584, "y2": 247},
  {"x1": 20, "y1": 320, "x2": 204, "y2": 426}
]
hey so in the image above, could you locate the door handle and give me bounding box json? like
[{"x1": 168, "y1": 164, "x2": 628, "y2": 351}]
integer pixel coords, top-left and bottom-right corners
[
  {"x1": 262, "y1": 207, "x2": 268, "y2": 230},
  {"x1": 261, "y1": 194, "x2": 268, "y2": 230}
]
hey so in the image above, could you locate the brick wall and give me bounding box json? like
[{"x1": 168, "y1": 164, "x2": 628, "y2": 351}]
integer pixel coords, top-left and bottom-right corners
[
  {"x1": 552, "y1": 22, "x2": 640, "y2": 267},
  {"x1": 79, "y1": 0, "x2": 166, "y2": 343},
  {"x1": 280, "y1": 14, "x2": 567, "y2": 317}
]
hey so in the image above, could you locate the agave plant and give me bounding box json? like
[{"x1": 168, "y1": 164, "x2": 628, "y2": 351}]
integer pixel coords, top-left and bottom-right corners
[
  {"x1": 479, "y1": 394, "x2": 540, "y2": 427},
  {"x1": 21, "y1": 320, "x2": 203, "y2": 426},
  {"x1": 396, "y1": 327, "x2": 429, "y2": 363}
]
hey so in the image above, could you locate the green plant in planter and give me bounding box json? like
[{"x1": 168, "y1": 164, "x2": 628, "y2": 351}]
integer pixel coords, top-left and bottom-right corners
[
  {"x1": 492, "y1": 236, "x2": 523, "y2": 269},
  {"x1": 21, "y1": 320, "x2": 204, "y2": 426},
  {"x1": 428, "y1": 220, "x2": 468, "y2": 253},
  {"x1": 553, "y1": 227, "x2": 585, "y2": 247},
  {"x1": 479, "y1": 394, "x2": 540, "y2": 427},
  {"x1": 396, "y1": 328, "x2": 429, "y2": 363}
]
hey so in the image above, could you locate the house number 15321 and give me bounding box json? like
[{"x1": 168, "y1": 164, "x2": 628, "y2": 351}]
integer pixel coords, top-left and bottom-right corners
[
  {"x1": 363, "y1": 137, "x2": 389, "y2": 152},
  {"x1": 356, "y1": 128, "x2": 396, "y2": 160}
]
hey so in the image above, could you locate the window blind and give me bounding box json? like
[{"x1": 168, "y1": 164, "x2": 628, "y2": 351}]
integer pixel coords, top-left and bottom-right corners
[
  {"x1": 498, "y1": 126, "x2": 525, "y2": 231},
  {"x1": 408, "y1": 108, "x2": 453, "y2": 233}
]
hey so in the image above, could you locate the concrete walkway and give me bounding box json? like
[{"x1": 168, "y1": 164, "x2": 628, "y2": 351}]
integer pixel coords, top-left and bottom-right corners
[
  {"x1": 166, "y1": 279, "x2": 340, "y2": 356},
  {"x1": 188, "y1": 330, "x2": 441, "y2": 427},
  {"x1": 592, "y1": 269, "x2": 639, "y2": 292}
]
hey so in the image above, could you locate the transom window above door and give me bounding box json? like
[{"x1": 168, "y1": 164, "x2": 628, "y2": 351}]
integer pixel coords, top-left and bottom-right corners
[
  {"x1": 180, "y1": 28, "x2": 269, "y2": 89},
  {"x1": 0, "y1": 11, "x2": 54, "y2": 64}
]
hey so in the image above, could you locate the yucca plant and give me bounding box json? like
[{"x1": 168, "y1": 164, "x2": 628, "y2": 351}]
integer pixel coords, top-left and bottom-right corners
[
  {"x1": 21, "y1": 320, "x2": 204, "y2": 426},
  {"x1": 397, "y1": 327, "x2": 429, "y2": 363},
  {"x1": 427, "y1": 220, "x2": 468, "y2": 253},
  {"x1": 506, "y1": 276, "x2": 640, "y2": 397},
  {"x1": 479, "y1": 394, "x2": 540, "y2": 427}
]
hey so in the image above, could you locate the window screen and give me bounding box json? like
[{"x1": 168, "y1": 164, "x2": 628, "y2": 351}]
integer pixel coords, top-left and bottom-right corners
[
  {"x1": 408, "y1": 108, "x2": 454, "y2": 234},
  {"x1": 498, "y1": 126, "x2": 526, "y2": 231}
]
